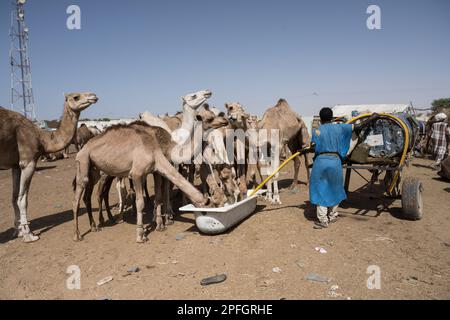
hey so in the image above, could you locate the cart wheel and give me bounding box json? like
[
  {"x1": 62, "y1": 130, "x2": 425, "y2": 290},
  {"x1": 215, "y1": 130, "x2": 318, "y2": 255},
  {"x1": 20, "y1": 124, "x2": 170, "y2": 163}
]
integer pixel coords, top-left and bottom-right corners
[{"x1": 401, "y1": 177, "x2": 423, "y2": 220}]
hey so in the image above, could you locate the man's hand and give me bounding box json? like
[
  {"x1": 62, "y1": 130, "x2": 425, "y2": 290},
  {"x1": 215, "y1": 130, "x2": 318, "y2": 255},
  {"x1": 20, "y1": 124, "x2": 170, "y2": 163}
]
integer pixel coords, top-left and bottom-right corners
[{"x1": 303, "y1": 143, "x2": 316, "y2": 154}]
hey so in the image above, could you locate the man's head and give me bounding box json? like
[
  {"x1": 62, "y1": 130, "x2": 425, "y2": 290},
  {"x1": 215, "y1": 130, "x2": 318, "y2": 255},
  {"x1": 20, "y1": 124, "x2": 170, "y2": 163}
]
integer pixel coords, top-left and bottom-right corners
[{"x1": 319, "y1": 107, "x2": 333, "y2": 123}]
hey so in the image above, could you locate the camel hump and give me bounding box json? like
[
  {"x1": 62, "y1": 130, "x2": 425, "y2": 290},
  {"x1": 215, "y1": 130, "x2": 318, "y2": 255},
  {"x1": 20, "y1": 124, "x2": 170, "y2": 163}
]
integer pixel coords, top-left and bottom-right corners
[{"x1": 277, "y1": 98, "x2": 288, "y2": 105}]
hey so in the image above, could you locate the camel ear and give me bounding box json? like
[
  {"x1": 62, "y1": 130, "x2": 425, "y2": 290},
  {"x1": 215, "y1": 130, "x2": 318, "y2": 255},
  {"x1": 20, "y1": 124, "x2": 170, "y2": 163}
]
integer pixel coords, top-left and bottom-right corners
[
  {"x1": 203, "y1": 103, "x2": 210, "y2": 111},
  {"x1": 181, "y1": 96, "x2": 186, "y2": 103},
  {"x1": 225, "y1": 103, "x2": 229, "y2": 110},
  {"x1": 218, "y1": 112, "x2": 225, "y2": 117}
]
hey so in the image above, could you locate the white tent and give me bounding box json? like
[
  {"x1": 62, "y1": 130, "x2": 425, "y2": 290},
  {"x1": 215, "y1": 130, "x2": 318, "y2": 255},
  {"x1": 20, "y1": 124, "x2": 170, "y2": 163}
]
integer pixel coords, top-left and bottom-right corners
[{"x1": 332, "y1": 104, "x2": 410, "y2": 119}]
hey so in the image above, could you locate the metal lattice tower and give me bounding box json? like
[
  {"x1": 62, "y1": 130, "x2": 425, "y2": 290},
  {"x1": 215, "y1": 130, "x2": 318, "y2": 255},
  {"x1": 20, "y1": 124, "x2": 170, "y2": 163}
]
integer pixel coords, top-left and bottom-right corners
[{"x1": 10, "y1": 0, "x2": 36, "y2": 121}]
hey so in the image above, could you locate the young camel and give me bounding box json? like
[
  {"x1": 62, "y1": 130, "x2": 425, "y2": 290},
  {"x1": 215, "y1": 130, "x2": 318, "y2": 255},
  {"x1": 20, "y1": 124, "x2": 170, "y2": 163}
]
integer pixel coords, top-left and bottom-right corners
[
  {"x1": 0, "y1": 92, "x2": 98, "y2": 242},
  {"x1": 72, "y1": 121, "x2": 210, "y2": 243}
]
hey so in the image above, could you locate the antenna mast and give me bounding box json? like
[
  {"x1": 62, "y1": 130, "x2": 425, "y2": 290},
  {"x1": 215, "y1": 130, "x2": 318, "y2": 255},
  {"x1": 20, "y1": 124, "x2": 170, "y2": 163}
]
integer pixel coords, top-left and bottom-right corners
[{"x1": 10, "y1": 0, "x2": 36, "y2": 121}]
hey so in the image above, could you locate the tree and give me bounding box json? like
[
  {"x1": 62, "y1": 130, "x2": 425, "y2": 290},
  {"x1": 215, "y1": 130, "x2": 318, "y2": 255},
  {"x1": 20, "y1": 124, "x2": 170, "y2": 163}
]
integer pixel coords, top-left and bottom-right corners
[{"x1": 431, "y1": 98, "x2": 450, "y2": 111}]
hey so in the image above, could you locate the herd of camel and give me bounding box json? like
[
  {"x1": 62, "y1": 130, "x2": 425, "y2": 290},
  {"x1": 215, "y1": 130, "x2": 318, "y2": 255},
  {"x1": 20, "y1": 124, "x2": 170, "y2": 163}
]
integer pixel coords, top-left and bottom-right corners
[{"x1": 0, "y1": 90, "x2": 311, "y2": 243}]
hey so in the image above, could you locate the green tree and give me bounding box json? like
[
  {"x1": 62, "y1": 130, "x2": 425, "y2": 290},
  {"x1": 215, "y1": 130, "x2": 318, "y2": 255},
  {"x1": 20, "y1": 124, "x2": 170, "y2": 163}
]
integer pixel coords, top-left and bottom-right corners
[{"x1": 431, "y1": 98, "x2": 450, "y2": 111}]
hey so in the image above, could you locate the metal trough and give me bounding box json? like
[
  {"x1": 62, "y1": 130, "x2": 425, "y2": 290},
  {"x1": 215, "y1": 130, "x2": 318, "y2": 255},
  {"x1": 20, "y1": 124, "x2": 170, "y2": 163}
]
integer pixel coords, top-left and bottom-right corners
[{"x1": 179, "y1": 190, "x2": 266, "y2": 234}]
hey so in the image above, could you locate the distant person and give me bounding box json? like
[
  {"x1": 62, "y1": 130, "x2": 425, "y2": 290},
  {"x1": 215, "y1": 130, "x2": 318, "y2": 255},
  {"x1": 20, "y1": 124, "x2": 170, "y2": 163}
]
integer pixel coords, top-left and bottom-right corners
[
  {"x1": 429, "y1": 113, "x2": 449, "y2": 170},
  {"x1": 309, "y1": 108, "x2": 378, "y2": 229}
]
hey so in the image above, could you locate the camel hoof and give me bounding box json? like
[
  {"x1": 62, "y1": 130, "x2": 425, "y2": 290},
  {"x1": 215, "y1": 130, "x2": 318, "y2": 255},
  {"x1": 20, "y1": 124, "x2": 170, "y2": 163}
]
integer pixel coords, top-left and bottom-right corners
[
  {"x1": 23, "y1": 233, "x2": 39, "y2": 243},
  {"x1": 73, "y1": 234, "x2": 83, "y2": 242},
  {"x1": 156, "y1": 225, "x2": 167, "y2": 232},
  {"x1": 136, "y1": 236, "x2": 148, "y2": 243},
  {"x1": 136, "y1": 228, "x2": 147, "y2": 243},
  {"x1": 166, "y1": 219, "x2": 174, "y2": 226},
  {"x1": 91, "y1": 226, "x2": 100, "y2": 232}
]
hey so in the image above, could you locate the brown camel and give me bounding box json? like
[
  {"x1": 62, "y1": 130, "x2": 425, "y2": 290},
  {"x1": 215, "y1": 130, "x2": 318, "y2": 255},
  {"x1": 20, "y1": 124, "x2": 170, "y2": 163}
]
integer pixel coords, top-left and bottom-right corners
[
  {"x1": 72, "y1": 121, "x2": 211, "y2": 243},
  {"x1": 0, "y1": 92, "x2": 98, "y2": 242},
  {"x1": 75, "y1": 124, "x2": 95, "y2": 149},
  {"x1": 258, "y1": 99, "x2": 311, "y2": 204}
]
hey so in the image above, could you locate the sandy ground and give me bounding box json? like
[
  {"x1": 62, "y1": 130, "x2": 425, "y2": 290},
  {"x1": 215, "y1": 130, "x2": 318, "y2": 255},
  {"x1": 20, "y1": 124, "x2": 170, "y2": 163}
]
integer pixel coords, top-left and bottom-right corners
[{"x1": 0, "y1": 153, "x2": 449, "y2": 300}]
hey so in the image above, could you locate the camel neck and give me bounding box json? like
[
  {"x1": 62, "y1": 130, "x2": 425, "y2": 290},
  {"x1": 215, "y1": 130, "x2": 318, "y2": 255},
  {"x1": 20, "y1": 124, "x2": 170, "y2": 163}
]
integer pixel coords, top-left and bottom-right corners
[
  {"x1": 39, "y1": 103, "x2": 79, "y2": 154},
  {"x1": 180, "y1": 103, "x2": 197, "y2": 134}
]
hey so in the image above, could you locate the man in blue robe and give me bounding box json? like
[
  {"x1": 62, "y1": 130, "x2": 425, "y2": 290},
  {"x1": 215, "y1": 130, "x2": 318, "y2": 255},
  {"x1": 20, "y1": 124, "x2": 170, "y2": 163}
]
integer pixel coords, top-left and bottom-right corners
[{"x1": 310, "y1": 108, "x2": 378, "y2": 229}]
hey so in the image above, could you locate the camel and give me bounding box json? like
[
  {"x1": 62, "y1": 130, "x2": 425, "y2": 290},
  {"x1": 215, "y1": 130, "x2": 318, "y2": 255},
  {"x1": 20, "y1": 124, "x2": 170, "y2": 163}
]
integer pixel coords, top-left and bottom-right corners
[
  {"x1": 0, "y1": 92, "x2": 98, "y2": 242},
  {"x1": 225, "y1": 102, "x2": 252, "y2": 198},
  {"x1": 72, "y1": 121, "x2": 210, "y2": 243},
  {"x1": 197, "y1": 105, "x2": 240, "y2": 204},
  {"x1": 258, "y1": 99, "x2": 311, "y2": 204},
  {"x1": 75, "y1": 124, "x2": 95, "y2": 149}
]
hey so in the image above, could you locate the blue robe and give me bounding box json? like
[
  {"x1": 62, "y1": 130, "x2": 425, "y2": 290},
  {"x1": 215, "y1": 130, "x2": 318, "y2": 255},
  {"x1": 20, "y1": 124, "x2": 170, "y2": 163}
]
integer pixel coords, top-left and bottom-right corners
[{"x1": 309, "y1": 123, "x2": 353, "y2": 207}]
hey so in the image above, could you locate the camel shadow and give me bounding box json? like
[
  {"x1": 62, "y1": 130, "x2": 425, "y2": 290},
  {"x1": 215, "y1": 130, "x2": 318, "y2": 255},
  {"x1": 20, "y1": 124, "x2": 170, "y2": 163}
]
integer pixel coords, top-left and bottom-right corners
[
  {"x1": 298, "y1": 201, "x2": 317, "y2": 221},
  {"x1": 277, "y1": 178, "x2": 308, "y2": 189},
  {"x1": 36, "y1": 165, "x2": 57, "y2": 172},
  {"x1": 445, "y1": 188, "x2": 450, "y2": 193},
  {"x1": 412, "y1": 163, "x2": 433, "y2": 169},
  {"x1": 0, "y1": 208, "x2": 88, "y2": 244}
]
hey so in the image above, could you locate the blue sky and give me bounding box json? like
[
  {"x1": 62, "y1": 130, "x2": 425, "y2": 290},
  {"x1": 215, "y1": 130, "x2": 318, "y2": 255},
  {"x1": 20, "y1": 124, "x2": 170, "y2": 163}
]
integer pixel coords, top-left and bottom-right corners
[{"x1": 0, "y1": 0, "x2": 449, "y2": 120}]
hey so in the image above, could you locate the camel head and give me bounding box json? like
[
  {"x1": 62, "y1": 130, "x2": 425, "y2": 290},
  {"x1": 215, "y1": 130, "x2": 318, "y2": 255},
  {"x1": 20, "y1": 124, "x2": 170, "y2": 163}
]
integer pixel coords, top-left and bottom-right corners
[
  {"x1": 246, "y1": 115, "x2": 259, "y2": 129},
  {"x1": 181, "y1": 90, "x2": 212, "y2": 110},
  {"x1": 196, "y1": 104, "x2": 229, "y2": 130},
  {"x1": 225, "y1": 102, "x2": 249, "y2": 129},
  {"x1": 65, "y1": 92, "x2": 98, "y2": 113}
]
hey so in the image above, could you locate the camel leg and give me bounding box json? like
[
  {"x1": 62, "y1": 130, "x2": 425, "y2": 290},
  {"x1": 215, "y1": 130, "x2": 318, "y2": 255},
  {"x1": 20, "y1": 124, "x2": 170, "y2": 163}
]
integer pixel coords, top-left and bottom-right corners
[
  {"x1": 272, "y1": 174, "x2": 282, "y2": 204},
  {"x1": 155, "y1": 155, "x2": 206, "y2": 207},
  {"x1": 116, "y1": 178, "x2": 126, "y2": 214},
  {"x1": 72, "y1": 157, "x2": 90, "y2": 241},
  {"x1": 96, "y1": 175, "x2": 106, "y2": 226},
  {"x1": 128, "y1": 179, "x2": 137, "y2": 215},
  {"x1": 11, "y1": 167, "x2": 21, "y2": 238},
  {"x1": 153, "y1": 173, "x2": 165, "y2": 231},
  {"x1": 83, "y1": 180, "x2": 98, "y2": 232},
  {"x1": 132, "y1": 174, "x2": 147, "y2": 243},
  {"x1": 290, "y1": 155, "x2": 300, "y2": 189},
  {"x1": 304, "y1": 153, "x2": 311, "y2": 184},
  {"x1": 72, "y1": 183, "x2": 84, "y2": 241},
  {"x1": 164, "y1": 178, "x2": 175, "y2": 225},
  {"x1": 265, "y1": 177, "x2": 273, "y2": 202},
  {"x1": 238, "y1": 164, "x2": 248, "y2": 198},
  {"x1": 102, "y1": 176, "x2": 116, "y2": 223},
  {"x1": 16, "y1": 161, "x2": 39, "y2": 243},
  {"x1": 180, "y1": 165, "x2": 191, "y2": 205}
]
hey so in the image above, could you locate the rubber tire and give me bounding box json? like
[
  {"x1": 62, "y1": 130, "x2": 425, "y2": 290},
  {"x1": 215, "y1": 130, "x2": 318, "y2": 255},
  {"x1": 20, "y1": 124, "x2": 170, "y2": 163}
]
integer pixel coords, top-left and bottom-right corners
[{"x1": 401, "y1": 177, "x2": 423, "y2": 220}]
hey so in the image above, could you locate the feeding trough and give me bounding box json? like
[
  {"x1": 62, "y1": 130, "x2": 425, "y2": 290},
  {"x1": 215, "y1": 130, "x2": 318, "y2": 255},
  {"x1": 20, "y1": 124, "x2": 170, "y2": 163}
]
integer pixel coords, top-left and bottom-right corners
[{"x1": 179, "y1": 189, "x2": 266, "y2": 234}]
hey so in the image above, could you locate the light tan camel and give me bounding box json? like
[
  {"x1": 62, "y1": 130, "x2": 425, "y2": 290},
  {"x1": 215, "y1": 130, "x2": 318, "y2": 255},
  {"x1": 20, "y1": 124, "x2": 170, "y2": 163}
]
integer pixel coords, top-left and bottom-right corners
[
  {"x1": 258, "y1": 99, "x2": 311, "y2": 204},
  {"x1": 197, "y1": 105, "x2": 240, "y2": 205},
  {"x1": 72, "y1": 121, "x2": 210, "y2": 243},
  {"x1": 0, "y1": 92, "x2": 98, "y2": 242}
]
